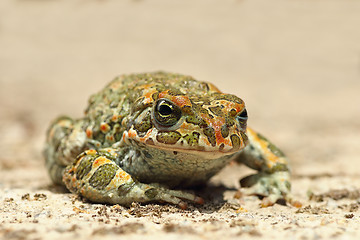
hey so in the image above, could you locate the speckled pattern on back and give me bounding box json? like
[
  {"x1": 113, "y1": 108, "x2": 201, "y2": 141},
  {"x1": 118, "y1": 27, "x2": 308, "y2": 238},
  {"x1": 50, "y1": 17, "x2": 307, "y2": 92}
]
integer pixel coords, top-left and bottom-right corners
[{"x1": 44, "y1": 72, "x2": 292, "y2": 208}]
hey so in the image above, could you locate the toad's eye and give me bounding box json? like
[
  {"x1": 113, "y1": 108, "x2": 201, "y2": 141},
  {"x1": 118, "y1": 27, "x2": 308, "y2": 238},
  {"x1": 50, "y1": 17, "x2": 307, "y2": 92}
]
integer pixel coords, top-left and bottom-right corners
[
  {"x1": 237, "y1": 109, "x2": 248, "y2": 121},
  {"x1": 236, "y1": 109, "x2": 248, "y2": 130},
  {"x1": 154, "y1": 99, "x2": 182, "y2": 127}
]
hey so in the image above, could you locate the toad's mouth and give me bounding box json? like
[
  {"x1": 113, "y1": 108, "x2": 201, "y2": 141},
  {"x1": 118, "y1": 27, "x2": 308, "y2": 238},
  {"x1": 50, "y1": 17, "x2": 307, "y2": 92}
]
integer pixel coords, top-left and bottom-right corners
[
  {"x1": 121, "y1": 127, "x2": 248, "y2": 159},
  {"x1": 143, "y1": 143, "x2": 242, "y2": 159}
]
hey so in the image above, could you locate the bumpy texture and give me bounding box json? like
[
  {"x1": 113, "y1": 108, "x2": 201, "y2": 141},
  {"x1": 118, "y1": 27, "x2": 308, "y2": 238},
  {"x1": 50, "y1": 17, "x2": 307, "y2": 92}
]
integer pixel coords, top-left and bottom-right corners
[{"x1": 44, "y1": 72, "x2": 291, "y2": 208}]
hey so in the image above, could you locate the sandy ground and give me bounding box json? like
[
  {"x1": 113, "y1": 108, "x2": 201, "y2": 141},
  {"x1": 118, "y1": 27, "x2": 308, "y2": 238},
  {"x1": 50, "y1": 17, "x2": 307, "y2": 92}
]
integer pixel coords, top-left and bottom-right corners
[{"x1": 1, "y1": 0, "x2": 360, "y2": 239}]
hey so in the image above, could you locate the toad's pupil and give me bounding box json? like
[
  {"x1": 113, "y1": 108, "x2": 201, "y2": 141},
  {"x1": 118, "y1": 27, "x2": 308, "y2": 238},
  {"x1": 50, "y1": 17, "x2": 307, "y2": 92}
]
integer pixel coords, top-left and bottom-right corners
[{"x1": 159, "y1": 104, "x2": 172, "y2": 115}]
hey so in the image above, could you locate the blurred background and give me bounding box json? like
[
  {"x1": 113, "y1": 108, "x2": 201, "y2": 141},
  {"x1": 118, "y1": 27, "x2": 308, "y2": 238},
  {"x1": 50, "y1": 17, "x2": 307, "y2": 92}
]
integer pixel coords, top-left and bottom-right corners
[{"x1": 0, "y1": 0, "x2": 359, "y2": 179}]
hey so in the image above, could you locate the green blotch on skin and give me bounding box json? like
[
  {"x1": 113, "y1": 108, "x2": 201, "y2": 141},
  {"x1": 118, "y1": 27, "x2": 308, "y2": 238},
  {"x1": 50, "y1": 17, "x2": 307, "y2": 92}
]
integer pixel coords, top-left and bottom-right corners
[
  {"x1": 183, "y1": 132, "x2": 200, "y2": 146},
  {"x1": 186, "y1": 115, "x2": 205, "y2": 127},
  {"x1": 145, "y1": 188, "x2": 158, "y2": 199},
  {"x1": 134, "y1": 111, "x2": 152, "y2": 133},
  {"x1": 75, "y1": 155, "x2": 96, "y2": 180},
  {"x1": 203, "y1": 127, "x2": 216, "y2": 147},
  {"x1": 221, "y1": 125, "x2": 229, "y2": 138},
  {"x1": 225, "y1": 115, "x2": 235, "y2": 127},
  {"x1": 209, "y1": 106, "x2": 223, "y2": 117},
  {"x1": 184, "y1": 106, "x2": 208, "y2": 128},
  {"x1": 156, "y1": 131, "x2": 181, "y2": 144},
  {"x1": 228, "y1": 109, "x2": 237, "y2": 117},
  {"x1": 268, "y1": 163, "x2": 289, "y2": 173},
  {"x1": 117, "y1": 181, "x2": 136, "y2": 195},
  {"x1": 230, "y1": 134, "x2": 241, "y2": 150},
  {"x1": 89, "y1": 164, "x2": 118, "y2": 190},
  {"x1": 192, "y1": 103, "x2": 210, "y2": 116}
]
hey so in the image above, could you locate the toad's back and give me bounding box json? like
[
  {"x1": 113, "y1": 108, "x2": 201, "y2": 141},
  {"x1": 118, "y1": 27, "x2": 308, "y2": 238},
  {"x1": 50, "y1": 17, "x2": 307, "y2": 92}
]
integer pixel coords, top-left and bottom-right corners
[{"x1": 83, "y1": 72, "x2": 229, "y2": 149}]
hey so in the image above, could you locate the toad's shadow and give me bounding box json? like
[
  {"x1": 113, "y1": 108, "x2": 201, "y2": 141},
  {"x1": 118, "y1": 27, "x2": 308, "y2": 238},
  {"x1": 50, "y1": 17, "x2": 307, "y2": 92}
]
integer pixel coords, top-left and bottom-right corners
[
  {"x1": 187, "y1": 184, "x2": 238, "y2": 213},
  {"x1": 41, "y1": 183, "x2": 69, "y2": 194},
  {"x1": 40, "y1": 182, "x2": 237, "y2": 213}
]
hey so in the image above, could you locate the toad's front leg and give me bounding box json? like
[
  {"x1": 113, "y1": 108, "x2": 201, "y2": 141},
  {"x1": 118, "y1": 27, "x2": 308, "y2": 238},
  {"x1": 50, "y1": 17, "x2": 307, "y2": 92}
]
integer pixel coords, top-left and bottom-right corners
[
  {"x1": 62, "y1": 148, "x2": 203, "y2": 209},
  {"x1": 235, "y1": 127, "x2": 293, "y2": 207}
]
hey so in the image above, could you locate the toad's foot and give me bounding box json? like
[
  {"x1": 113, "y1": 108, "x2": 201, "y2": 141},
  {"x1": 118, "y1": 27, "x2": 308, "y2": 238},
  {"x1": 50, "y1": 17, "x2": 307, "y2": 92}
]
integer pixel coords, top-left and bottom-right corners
[
  {"x1": 62, "y1": 149, "x2": 203, "y2": 209},
  {"x1": 142, "y1": 184, "x2": 204, "y2": 209},
  {"x1": 235, "y1": 128, "x2": 299, "y2": 207},
  {"x1": 240, "y1": 171, "x2": 292, "y2": 207}
]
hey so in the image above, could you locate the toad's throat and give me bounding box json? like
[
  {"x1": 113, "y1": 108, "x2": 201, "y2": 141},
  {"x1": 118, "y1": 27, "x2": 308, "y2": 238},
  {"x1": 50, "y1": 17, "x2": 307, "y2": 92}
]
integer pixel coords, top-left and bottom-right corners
[{"x1": 118, "y1": 142, "x2": 239, "y2": 187}]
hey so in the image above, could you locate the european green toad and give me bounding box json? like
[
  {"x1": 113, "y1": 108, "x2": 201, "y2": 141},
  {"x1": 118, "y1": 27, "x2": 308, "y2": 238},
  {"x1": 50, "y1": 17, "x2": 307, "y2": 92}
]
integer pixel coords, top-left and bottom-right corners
[{"x1": 44, "y1": 72, "x2": 292, "y2": 208}]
